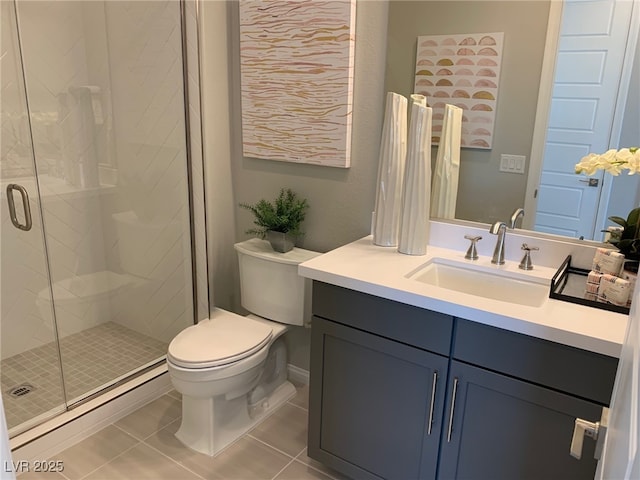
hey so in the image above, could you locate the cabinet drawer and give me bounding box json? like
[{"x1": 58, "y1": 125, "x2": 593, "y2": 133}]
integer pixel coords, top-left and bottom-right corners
[
  {"x1": 312, "y1": 281, "x2": 453, "y2": 355},
  {"x1": 454, "y1": 319, "x2": 618, "y2": 405}
]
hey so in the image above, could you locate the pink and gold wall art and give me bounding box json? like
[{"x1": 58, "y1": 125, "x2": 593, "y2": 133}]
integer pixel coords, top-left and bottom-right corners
[
  {"x1": 239, "y1": 0, "x2": 356, "y2": 168},
  {"x1": 413, "y1": 32, "x2": 504, "y2": 149}
]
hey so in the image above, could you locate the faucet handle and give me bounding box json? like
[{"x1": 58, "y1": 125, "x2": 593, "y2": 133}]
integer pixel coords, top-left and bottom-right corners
[
  {"x1": 519, "y1": 243, "x2": 539, "y2": 270},
  {"x1": 464, "y1": 235, "x2": 482, "y2": 260}
]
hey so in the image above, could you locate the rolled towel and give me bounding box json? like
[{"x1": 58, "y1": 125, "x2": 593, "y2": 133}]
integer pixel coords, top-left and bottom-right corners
[{"x1": 591, "y1": 248, "x2": 625, "y2": 276}]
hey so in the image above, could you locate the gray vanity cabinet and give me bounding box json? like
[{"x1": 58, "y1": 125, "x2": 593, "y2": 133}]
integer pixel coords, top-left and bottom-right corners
[
  {"x1": 309, "y1": 317, "x2": 449, "y2": 480},
  {"x1": 308, "y1": 282, "x2": 618, "y2": 480},
  {"x1": 309, "y1": 282, "x2": 454, "y2": 480},
  {"x1": 437, "y1": 319, "x2": 618, "y2": 480},
  {"x1": 437, "y1": 360, "x2": 603, "y2": 479}
]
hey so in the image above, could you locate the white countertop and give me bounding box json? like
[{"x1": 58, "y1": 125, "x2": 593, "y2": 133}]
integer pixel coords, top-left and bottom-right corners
[{"x1": 299, "y1": 235, "x2": 629, "y2": 358}]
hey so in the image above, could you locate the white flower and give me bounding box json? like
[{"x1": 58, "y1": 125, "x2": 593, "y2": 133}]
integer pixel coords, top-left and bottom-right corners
[{"x1": 575, "y1": 147, "x2": 640, "y2": 176}]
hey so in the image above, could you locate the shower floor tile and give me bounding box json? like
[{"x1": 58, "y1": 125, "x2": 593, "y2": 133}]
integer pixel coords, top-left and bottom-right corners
[{"x1": 2, "y1": 322, "x2": 167, "y2": 432}]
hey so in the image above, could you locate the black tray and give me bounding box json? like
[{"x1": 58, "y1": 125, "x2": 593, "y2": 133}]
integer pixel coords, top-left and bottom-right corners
[{"x1": 550, "y1": 255, "x2": 630, "y2": 315}]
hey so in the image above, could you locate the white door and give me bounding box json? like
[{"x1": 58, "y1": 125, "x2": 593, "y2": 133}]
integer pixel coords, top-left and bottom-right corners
[
  {"x1": 594, "y1": 283, "x2": 640, "y2": 478},
  {"x1": 533, "y1": 0, "x2": 633, "y2": 238}
]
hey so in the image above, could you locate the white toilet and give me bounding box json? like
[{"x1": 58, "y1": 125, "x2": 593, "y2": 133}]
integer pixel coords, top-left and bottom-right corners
[{"x1": 166, "y1": 238, "x2": 320, "y2": 456}]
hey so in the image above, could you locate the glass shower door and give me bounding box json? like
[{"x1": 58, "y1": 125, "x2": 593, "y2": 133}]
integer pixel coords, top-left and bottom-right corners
[
  {"x1": 0, "y1": 0, "x2": 67, "y2": 436},
  {"x1": 1, "y1": 0, "x2": 195, "y2": 437},
  {"x1": 15, "y1": 0, "x2": 195, "y2": 406}
]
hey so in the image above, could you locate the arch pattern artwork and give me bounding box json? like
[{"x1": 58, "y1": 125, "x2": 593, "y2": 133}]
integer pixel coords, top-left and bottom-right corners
[{"x1": 414, "y1": 32, "x2": 504, "y2": 149}]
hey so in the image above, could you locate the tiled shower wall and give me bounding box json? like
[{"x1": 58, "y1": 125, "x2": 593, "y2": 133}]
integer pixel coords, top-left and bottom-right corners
[
  {"x1": 3, "y1": 0, "x2": 199, "y2": 359},
  {"x1": 102, "y1": 0, "x2": 194, "y2": 342}
]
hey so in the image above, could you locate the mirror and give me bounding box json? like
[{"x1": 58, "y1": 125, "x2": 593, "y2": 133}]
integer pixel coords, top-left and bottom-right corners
[{"x1": 385, "y1": 0, "x2": 640, "y2": 241}]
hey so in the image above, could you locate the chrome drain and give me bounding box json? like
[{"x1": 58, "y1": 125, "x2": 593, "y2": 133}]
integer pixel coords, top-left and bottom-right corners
[{"x1": 7, "y1": 384, "x2": 35, "y2": 397}]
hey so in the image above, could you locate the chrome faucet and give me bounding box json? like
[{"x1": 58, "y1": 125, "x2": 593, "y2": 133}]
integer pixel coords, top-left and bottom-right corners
[
  {"x1": 489, "y1": 221, "x2": 507, "y2": 265},
  {"x1": 510, "y1": 208, "x2": 525, "y2": 229}
]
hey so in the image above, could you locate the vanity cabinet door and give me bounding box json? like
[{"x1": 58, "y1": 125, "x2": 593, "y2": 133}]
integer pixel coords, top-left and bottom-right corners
[
  {"x1": 438, "y1": 360, "x2": 603, "y2": 480},
  {"x1": 309, "y1": 317, "x2": 449, "y2": 480}
]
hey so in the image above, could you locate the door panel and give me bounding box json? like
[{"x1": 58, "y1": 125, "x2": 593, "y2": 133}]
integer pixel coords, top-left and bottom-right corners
[
  {"x1": 0, "y1": 0, "x2": 66, "y2": 435},
  {"x1": 534, "y1": 0, "x2": 634, "y2": 238},
  {"x1": 596, "y1": 283, "x2": 640, "y2": 478},
  {"x1": 309, "y1": 317, "x2": 448, "y2": 480},
  {"x1": 439, "y1": 361, "x2": 602, "y2": 480}
]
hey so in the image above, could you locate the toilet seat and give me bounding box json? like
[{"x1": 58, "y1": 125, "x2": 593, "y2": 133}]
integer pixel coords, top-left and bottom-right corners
[{"x1": 168, "y1": 311, "x2": 273, "y2": 369}]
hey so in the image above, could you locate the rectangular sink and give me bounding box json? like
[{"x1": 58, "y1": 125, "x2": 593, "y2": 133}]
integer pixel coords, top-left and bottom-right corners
[{"x1": 408, "y1": 258, "x2": 549, "y2": 307}]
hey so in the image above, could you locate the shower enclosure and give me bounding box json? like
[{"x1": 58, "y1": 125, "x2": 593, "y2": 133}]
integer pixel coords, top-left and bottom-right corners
[{"x1": 1, "y1": 0, "x2": 204, "y2": 437}]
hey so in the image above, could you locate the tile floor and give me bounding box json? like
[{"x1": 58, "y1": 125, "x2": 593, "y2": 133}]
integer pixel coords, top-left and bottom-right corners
[
  {"x1": 17, "y1": 383, "x2": 347, "y2": 480},
  {"x1": 2, "y1": 322, "x2": 167, "y2": 431}
]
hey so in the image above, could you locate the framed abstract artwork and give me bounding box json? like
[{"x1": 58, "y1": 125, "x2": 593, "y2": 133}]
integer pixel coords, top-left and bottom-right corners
[{"x1": 239, "y1": 0, "x2": 356, "y2": 168}]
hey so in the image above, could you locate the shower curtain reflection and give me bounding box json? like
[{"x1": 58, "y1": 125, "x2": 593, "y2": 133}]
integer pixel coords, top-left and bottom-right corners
[{"x1": 1, "y1": 0, "x2": 195, "y2": 436}]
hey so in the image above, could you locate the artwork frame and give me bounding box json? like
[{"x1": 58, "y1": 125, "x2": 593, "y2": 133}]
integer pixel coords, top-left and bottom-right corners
[{"x1": 239, "y1": 0, "x2": 356, "y2": 168}]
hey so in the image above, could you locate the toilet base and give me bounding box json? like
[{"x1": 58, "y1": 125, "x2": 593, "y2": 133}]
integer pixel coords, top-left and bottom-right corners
[{"x1": 175, "y1": 380, "x2": 296, "y2": 457}]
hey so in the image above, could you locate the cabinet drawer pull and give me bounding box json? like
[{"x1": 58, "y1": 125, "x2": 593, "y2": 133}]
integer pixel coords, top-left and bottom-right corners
[
  {"x1": 427, "y1": 371, "x2": 438, "y2": 435},
  {"x1": 447, "y1": 377, "x2": 459, "y2": 442}
]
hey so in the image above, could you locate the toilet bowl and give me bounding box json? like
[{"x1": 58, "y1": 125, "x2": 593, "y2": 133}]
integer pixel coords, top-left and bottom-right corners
[{"x1": 166, "y1": 238, "x2": 321, "y2": 456}]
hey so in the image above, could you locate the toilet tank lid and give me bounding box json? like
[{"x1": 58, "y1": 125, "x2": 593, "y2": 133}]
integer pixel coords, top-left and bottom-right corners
[{"x1": 234, "y1": 238, "x2": 321, "y2": 265}]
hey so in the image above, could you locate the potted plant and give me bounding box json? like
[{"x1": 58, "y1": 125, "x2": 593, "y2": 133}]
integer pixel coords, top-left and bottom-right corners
[
  {"x1": 607, "y1": 207, "x2": 640, "y2": 270},
  {"x1": 240, "y1": 188, "x2": 309, "y2": 253},
  {"x1": 576, "y1": 147, "x2": 640, "y2": 271}
]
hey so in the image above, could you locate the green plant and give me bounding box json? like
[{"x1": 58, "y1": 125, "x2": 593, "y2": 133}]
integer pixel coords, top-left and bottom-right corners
[
  {"x1": 608, "y1": 207, "x2": 640, "y2": 261},
  {"x1": 240, "y1": 188, "x2": 309, "y2": 239}
]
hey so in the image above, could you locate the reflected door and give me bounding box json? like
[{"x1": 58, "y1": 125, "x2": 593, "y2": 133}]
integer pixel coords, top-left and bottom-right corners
[
  {"x1": 0, "y1": 0, "x2": 67, "y2": 436},
  {"x1": 534, "y1": 0, "x2": 634, "y2": 238}
]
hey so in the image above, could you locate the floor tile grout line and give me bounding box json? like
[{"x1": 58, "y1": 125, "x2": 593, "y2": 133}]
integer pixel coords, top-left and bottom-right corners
[
  {"x1": 270, "y1": 457, "x2": 297, "y2": 480},
  {"x1": 73, "y1": 431, "x2": 205, "y2": 480},
  {"x1": 246, "y1": 433, "x2": 298, "y2": 460},
  {"x1": 48, "y1": 388, "x2": 312, "y2": 479},
  {"x1": 110, "y1": 422, "x2": 155, "y2": 444},
  {"x1": 77, "y1": 441, "x2": 141, "y2": 480},
  {"x1": 140, "y1": 438, "x2": 207, "y2": 480},
  {"x1": 57, "y1": 468, "x2": 74, "y2": 480},
  {"x1": 293, "y1": 448, "x2": 342, "y2": 480},
  {"x1": 285, "y1": 401, "x2": 308, "y2": 413},
  {"x1": 292, "y1": 458, "x2": 341, "y2": 480}
]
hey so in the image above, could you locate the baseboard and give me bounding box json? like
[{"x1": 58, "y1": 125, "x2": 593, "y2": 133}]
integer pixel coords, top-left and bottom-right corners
[
  {"x1": 11, "y1": 365, "x2": 171, "y2": 464},
  {"x1": 287, "y1": 364, "x2": 309, "y2": 385}
]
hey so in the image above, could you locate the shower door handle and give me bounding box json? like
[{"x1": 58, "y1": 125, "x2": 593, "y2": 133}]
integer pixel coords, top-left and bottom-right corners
[{"x1": 6, "y1": 184, "x2": 33, "y2": 231}]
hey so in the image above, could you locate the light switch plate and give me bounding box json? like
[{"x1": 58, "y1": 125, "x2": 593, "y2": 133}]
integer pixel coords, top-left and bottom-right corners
[{"x1": 499, "y1": 154, "x2": 526, "y2": 174}]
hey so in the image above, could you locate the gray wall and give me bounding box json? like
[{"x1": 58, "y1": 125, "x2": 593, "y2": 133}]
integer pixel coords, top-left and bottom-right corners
[
  {"x1": 201, "y1": 1, "x2": 638, "y2": 371},
  {"x1": 229, "y1": 2, "x2": 388, "y2": 255},
  {"x1": 203, "y1": 0, "x2": 639, "y2": 373},
  {"x1": 385, "y1": 1, "x2": 550, "y2": 224},
  {"x1": 202, "y1": 1, "x2": 389, "y2": 370}
]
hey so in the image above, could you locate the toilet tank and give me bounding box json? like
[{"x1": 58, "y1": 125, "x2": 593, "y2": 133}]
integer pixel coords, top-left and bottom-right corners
[{"x1": 234, "y1": 239, "x2": 321, "y2": 326}]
